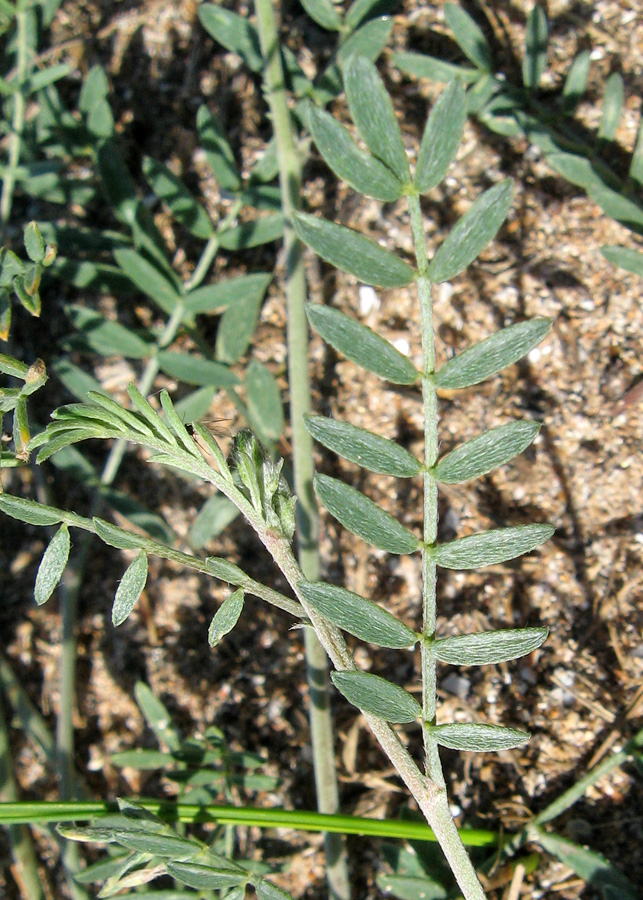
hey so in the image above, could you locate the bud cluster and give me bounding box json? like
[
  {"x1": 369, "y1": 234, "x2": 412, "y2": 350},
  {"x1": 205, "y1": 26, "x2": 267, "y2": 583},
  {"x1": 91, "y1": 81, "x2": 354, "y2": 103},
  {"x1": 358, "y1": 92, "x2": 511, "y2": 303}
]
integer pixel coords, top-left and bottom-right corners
[{"x1": 232, "y1": 429, "x2": 296, "y2": 540}]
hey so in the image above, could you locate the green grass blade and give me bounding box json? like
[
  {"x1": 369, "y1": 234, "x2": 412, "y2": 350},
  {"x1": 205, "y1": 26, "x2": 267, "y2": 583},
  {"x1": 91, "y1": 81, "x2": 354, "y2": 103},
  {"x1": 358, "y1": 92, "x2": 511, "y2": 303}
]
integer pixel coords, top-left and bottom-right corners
[{"x1": 0, "y1": 800, "x2": 498, "y2": 845}]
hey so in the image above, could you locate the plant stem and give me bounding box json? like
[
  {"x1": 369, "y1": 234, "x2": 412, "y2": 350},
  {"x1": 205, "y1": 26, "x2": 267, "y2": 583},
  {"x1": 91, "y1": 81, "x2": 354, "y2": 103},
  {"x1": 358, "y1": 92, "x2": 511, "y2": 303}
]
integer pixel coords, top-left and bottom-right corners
[
  {"x1": 259, "y1": 526, "x2": 488, "y2": 900},
  {"x1": 253, "y1": 2, "x2": 350, "y2": 898},
  {"x1": 407, "y1": 191, "x2": 444, "y2": 788},
  {"x1": 0, "y1": 798, "x2": 498, "y2": 845},
  {"x1": 0, "y1": 6, "x2": 28, "y2": 241},
  {"x1": 406, "y1": 190, "x2": 487, "y2": 898}
]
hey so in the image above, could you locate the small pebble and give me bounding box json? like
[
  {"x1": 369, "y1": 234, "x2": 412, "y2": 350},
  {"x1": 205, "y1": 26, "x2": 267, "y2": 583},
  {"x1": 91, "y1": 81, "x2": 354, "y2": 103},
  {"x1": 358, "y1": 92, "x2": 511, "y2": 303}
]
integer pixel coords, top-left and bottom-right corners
[
  {"x1": 358, "y1": 285, "x2": 380, "y2": 316},
  {"x1": 441, "y1": 673, "x2": 471, "y2": 699}
]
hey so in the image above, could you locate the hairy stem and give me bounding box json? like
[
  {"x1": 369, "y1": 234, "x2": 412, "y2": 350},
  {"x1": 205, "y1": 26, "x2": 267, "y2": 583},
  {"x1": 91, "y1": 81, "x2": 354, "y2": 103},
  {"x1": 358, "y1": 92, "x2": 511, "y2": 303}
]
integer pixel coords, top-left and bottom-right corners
[
  {"x1": 407, "y1": 190, "x2": 487, "y2": 898},
  {"x1": 407, "y1": 191, "x2": 443, "y2": 787},
  {"x1": 259, "y1": 525, "x2": 487, "y2": 900},
  {"x1": 254, "y1": 2, "x2": 350, "y2": 898}
]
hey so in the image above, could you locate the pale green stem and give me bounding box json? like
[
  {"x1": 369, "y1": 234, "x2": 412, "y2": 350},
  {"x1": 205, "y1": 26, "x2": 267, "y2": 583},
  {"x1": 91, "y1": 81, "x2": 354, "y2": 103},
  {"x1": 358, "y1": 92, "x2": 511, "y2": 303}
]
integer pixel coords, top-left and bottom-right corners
[
  {"x1": 253, "y1": 2, "x2": 350, "y2": 898},
  {"x1": 0, "y1": 6, "x2": 27, "y2": 240},
  {"x1": 407, "y1": 191, "x2": 444, "y2": 788},
  {"x1": 185, "y1": 197, "x2": 242, "y2": 293}
]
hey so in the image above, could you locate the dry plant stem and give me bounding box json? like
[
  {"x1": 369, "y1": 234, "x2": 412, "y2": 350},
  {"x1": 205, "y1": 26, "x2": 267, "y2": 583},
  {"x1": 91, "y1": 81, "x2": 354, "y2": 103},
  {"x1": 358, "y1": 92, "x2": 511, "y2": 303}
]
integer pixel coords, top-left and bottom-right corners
[
  {"x1": 0, "y1": 7, "x2": 27, "y2": 240},
  {"x1": 254, "y1": 2, "x2": 350, "y2": 898},
  {"x1": 184, "y1": 461, "x2": 487, "y2": 900},
  {"x1": 258, "y1": 526, "x2": 487, "y2": 900}
]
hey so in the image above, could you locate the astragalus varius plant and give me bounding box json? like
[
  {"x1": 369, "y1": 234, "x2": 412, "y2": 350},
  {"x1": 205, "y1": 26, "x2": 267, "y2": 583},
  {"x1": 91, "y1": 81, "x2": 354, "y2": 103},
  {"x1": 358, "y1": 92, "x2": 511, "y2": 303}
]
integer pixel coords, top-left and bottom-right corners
[{"x1": 0, "y1": 57, "x2": 554, "y2": 900}]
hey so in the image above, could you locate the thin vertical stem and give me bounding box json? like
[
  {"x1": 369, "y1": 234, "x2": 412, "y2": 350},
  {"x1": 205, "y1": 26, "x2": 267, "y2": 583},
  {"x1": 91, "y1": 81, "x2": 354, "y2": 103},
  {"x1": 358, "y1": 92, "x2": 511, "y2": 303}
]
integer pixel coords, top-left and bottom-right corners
[
  {"x1": 253, "y1": 2, "x2": 350, "y2": 898},
  {"x1": 407, "y1": 191, "x2": 444, "y2": 787}
]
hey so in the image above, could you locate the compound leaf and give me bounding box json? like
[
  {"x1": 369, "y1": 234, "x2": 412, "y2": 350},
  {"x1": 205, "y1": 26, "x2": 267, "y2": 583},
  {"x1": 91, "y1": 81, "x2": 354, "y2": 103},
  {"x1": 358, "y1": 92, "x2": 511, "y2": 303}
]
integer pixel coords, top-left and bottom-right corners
[
  {"x1": 208, "y1": 589, "x2": 244, "y2": 647},
  {"x1": 444, "y1": 3, "x2": 492, "y2": 72},
  {"x1": 435, "y1": 626, "x2": 548, "y2": 666},
  {"x1": 433, "y1": 420, "x2": 540, "y2": 483},
  {"x1": 344, "y1": 54, "x2": 410, "y2": 182},
  {"x1": 315, "y1": 472, "x2": 420, "y2": 554},
  {"x1": 305, "y1": 414, "x2": 421, "y2": 477},
  {"x1": 434, "y1": 318, "x2": 551, "y2": 389},
  {"x1": 432, "y1": 723, "x2": 529, "y2": 751},
  {"x1": 306, "y1": 304, "x2": 419, "y2": 384},
  {"x1": 112, "y1": 552, "x2": 148, "y2": 626},
  {"x1": 427, "y1": 179, "x2": 513, "y2": 283},
  {"x1": 308, "y1": 105, "x2": 403, "y2": 202},
  {"x1": 434, "y1": 524, "x2": 554, "y2": 570},
  {"x1": 332, "y1": 671, "x2": 421, "y2": 722},
  {"x1": 34, "y1": 524, "x2": 70, "y2": 606},
  {"x1": 294, "y1": 212, "x2": 415, "y2": 288},
  {"x1": 415, "y1": 80, "x2": 467, "y2": 194},
  {"x1": 299, "y1": 581, "x2": 418, "y2": 649}
]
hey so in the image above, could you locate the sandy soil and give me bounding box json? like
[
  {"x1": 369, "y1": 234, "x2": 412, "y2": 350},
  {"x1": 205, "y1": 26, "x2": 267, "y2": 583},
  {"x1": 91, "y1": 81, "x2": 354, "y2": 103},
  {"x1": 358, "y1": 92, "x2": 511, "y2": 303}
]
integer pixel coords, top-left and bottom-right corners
[{"x1": 1, "y1": 2, "x2": 642, "y2": 899}]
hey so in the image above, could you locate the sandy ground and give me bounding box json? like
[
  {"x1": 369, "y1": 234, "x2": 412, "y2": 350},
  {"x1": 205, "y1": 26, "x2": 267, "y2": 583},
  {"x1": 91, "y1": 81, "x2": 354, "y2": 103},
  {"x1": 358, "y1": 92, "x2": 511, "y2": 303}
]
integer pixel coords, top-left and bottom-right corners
[{"x1": 1, "y1": 2, "x2": 642, "y2": 898}]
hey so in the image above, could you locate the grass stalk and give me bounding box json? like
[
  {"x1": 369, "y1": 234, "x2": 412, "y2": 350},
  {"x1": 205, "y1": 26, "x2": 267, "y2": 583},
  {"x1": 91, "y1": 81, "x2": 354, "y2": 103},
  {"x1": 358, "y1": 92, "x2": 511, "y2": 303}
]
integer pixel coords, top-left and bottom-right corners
[
  {"x1": 253, "y1": 2, "x2": 350, "y2": 897},
  {"x1": 0, "y1": 799, "x2": 498, "y2": 845}
]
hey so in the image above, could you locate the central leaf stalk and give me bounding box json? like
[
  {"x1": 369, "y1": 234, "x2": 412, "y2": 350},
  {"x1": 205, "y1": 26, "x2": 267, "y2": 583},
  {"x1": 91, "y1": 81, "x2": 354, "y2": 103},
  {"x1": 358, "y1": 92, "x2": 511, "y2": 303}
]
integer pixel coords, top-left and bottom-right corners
[{"x1": 408, "y1": 191, "x2": 443, "y2": 787}]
